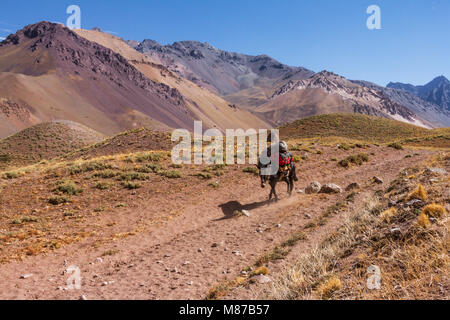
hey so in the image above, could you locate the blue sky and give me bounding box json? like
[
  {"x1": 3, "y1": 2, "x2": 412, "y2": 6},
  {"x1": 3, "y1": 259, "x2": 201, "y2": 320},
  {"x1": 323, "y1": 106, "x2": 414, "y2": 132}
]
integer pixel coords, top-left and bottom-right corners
[{"x1": 1, "y1": 0, "x2": 449, "y2": 86}]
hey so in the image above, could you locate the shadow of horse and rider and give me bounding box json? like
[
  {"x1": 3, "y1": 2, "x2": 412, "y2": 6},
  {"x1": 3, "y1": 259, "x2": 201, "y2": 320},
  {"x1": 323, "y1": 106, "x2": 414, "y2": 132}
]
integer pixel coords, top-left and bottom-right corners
[{"x1": 217, "y1": 140, "x2": 298, "y2": 220}]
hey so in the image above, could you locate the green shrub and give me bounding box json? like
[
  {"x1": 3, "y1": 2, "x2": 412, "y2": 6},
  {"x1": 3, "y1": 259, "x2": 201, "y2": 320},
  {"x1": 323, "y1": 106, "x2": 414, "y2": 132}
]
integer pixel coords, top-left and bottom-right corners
[
  {"x1": 117, "y1": 172, "x2": 149, "y2": 181},
  {"x1": 0, "y1": 154, "x2": 11, "y2": 163},
  {"x1": 388, "y1": 142, "x2": 404, "y2": 150},
  {"x1": 192, "y1": 172, "x2": 212, "y2": 179},
  {"x1": 11, "y1": 216, "x2": 39, "y2": 225},
  {"x1": 2, "y1": 171, "x2": 19, "y2": 179},
  {"x1": 338, "y1": 153, "x2": 369, "y2": 168},
  {"x1": 54, "y1": 180, "x2": 83, "y2": 195},
  {"x1": 49, "y1": 196, "x2": 72, "y2": 205},
  {"x1": 338, "y1": 143, "x2": 351, "y2": 151},
  {"x1": 243, "y1": 166, "x2": 258, "y2": 175},
  {"x1": 208, "y1": 182, "x2": 220, "y2": 189},
  {"x1": 95, "y1": 182, "x2": 111, "y2": 190},
  {"x1": 161, "y1": 170, "x2": 182, "y2": 179},
  {"x1": 121, "y1": 181, "x2": 141, "y2": 190},
  {"x1": 92, "y1": 170, "x2": 117, "y2": 178}
]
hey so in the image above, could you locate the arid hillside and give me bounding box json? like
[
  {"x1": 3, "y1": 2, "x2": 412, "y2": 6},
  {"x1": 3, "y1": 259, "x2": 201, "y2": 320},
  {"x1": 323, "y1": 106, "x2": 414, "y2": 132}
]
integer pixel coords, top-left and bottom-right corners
[
  {"x1": 0, "y1": 121, "x2": 105, "y2": 170},
  {"x1": 279, "y1": 113, "x2": 450, "y2": 148}
]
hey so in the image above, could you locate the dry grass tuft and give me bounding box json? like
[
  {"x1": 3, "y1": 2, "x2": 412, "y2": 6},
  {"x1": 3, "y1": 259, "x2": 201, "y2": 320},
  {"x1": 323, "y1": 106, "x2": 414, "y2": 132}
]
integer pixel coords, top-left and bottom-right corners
[
  {"x1": 421, "y1": 204, "x2": 446, "y2": 218},
  {"x1": 250, "y1": 266, "x2": 269, "y2": 276},
  {"x1": 417, "y1": 212, "x2": 430, "y2": 228},
  {"x1": 379, "y1": 207, "x2": 397, "y2": 223},
  {"x1": 406, "y1": 183, "x2": 428, "y2": 202},
  {"x1": 316, "y1": 276, "x2": 342, "y2": 300}
]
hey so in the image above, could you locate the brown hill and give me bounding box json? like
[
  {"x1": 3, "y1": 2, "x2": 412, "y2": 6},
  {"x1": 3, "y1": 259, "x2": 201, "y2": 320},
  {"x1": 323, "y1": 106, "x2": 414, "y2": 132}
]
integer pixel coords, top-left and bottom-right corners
[
  {"x1": 63, "y1": 127, "x2": 174, "y2": 161},
  {"x1": 0, "y1": 120, "x2": 105, "y2": 169},
  {"x1": 0, "y1": 22, "x2": 267, "y2": 139},
  {"x1": 279, "y1": 113, "x2": 443, "y2": 144}
]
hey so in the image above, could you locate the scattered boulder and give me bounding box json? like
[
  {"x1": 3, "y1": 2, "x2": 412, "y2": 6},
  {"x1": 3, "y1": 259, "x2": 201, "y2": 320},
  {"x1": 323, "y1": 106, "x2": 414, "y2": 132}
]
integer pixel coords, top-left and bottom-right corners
[
  {"x1": 345, "y1": 183, "x2": 360, "y2": 191},
  {"x1": 79, "y1": 295, "x2": 87, "y2": 300},
  {"x1": 320, "y1": 183, "x2": 342, "y2": 194},
  {"x1": 305, "y1": 181, "x2": 321, "y2": 194},
  {"x1": 373, "y1": 176, "x2": 383, "y2": 184},
  {"x1": 253, "y1": 275, "x2": 271, "y2": 284},
  {"x1": 20, "y1": 274, "x2": 33, "y2": 279}
]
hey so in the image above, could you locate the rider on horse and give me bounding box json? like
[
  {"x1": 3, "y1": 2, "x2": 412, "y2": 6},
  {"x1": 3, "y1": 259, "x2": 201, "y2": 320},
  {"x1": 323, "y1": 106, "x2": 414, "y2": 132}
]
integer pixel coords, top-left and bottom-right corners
[{"x1": 258, "y1": 140, "x2": 298, "y2": 188}]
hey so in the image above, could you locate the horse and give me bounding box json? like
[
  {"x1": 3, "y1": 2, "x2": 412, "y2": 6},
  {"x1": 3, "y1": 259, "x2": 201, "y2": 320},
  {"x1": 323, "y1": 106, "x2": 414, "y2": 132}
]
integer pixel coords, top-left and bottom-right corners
[{"x1": 259, "y1": 163, "x2": 295, "y2": 202}]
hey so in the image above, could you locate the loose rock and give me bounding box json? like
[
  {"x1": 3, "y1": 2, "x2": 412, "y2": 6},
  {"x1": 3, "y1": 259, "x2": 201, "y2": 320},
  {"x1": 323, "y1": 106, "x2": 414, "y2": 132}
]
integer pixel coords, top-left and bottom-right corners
[
  {"x1": 305, "y1": 182, "x2": 321, "y2": 194},
  {"x1": 320, "y1": 183, "x2": 342, "y2": 194}
]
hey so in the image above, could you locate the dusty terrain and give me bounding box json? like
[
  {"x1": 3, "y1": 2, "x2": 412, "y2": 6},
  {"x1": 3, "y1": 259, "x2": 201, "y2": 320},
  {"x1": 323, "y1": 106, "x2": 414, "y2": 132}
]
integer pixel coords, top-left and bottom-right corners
[{"x1": 0, "y1": 139, "x2": 442, "y2": 300}]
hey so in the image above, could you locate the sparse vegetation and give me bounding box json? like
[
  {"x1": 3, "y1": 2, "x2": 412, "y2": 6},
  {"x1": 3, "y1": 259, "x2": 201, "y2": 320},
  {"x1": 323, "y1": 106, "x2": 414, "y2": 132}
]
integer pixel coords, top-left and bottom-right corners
[
  {"x1": 54, "y1": 180, "x2": 83, "y2": 195},
  {"x1": 338, "y1": 153, "x2": 369, "y2": 168},
  {"x1": 406, "y1": 183, "x2": 428, "y2": 202},
  {"x1": 243, "y1": 166, "x2": 258, "y2": 175},
  {"x1": 121, "y1": 181, "x2": 141, "y2": 189},
  {"x1": 388, "y1": 142, "x2": 404, "y2": 150},
  {"x1": 48, "y1": 195, "x2": 72, "y2": 205}
]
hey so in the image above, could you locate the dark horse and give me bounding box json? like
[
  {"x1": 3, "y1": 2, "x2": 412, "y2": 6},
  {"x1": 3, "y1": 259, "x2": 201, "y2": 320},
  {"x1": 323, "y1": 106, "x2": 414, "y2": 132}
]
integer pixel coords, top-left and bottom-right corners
[{"x1": 259, "y1": 164, "x2": 295, "y2": 202}]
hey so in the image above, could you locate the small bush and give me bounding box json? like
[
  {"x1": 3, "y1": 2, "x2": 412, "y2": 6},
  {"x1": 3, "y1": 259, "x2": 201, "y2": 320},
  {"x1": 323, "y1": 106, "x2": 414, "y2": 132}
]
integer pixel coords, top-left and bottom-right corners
[
  {"x1": 338, "y1": 143, "x2": 351, "y2": 151},
  {"x1": 11, "y1": 216, "x2": 39, "y2": 225},
  {"x1": 161, "y1": 170, "x2": 182, "y2": 179},
  {"x1": 243, "y1": 166, "x2": 258, "y2": 175},
  {"x1": 293, "y1": 155, "x2": 301, "y2": 163},
  {"x1": 54, "y1": 180, "x2": 83, "y2": 195},
  {"x1": 95, "y1": 182, "x2": 111, "y2": 190},
  {"x1": 192, "y1": 172, "x2": 212, "y2": 179},
  {"x1": 388, "y1": 142, "x2": 403, "y2": 150},
  {"x1": 3, "y1": 171, "x2": 20, "y2": 179},
  {"x1": 49, "y1": 196, "x2": 72, "y2": 205},
  {"x1": 406, "y1": 184, "x2": 428, "y2": 202},
  {"x1": 208, "y1": 182, "x2": 220, "y2": 189},
  {"x1": 0, "y1": 154, "x2": 11, "y2": 163},
  {"x1": 121, "y1": 181, "x2": 141, "y2": 189},
  {"x1": 338, "y1": 153, "x2": 369, "y2": 168},
  {"x1": 92, "y1": 170, "x2": 117, "y2": 178},
  {"x1": 117, "y1": 172, "x2": 149, "y2": 181}
]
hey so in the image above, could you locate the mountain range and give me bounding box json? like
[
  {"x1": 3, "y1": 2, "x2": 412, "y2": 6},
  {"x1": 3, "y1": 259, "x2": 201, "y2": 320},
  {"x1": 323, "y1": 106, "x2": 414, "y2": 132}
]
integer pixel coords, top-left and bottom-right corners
[
  {"x1": 387, "y1": 76, "x2": 450, "y2": 113},
  {"x1": 131, "y1": 37, "x2": 450, "y2": 128},
  {"x1": 0, "y1": 21, "x2": 448, "y2": 140}
]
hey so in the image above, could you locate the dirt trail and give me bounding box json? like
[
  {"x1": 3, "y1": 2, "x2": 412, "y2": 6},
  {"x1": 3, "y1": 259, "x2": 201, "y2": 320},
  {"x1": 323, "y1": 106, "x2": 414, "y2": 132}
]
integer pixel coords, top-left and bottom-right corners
[{"x1": 0, "y1": 147, "x2": 434, "y2": 299}]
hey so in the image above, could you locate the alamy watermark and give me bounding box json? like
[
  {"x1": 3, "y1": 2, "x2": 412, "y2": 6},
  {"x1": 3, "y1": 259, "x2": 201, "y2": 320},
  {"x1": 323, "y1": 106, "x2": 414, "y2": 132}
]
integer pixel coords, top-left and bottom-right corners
[
  {"x1": 171, "y1": 121, "x2": 280, "y2": 175},
  {"x1": 66, "y1": 5, "x2": 81, "y2": 30},
  {"x1": 367, "y1": 5, "x2": 381, "y2": 30}
]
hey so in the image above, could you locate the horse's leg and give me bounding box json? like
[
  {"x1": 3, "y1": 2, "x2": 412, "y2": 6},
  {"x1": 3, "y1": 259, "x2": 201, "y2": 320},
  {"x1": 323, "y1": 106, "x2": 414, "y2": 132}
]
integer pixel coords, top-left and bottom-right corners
[
  {"x1": 268, "y1": 178, "x2": 274, "y2": 201},
  {"x1": 289, "y1": 177, "x2": 294, "y2": 196},
  {"x1": 270, "y1": 179, "x2": 279, "y2": 202}
]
